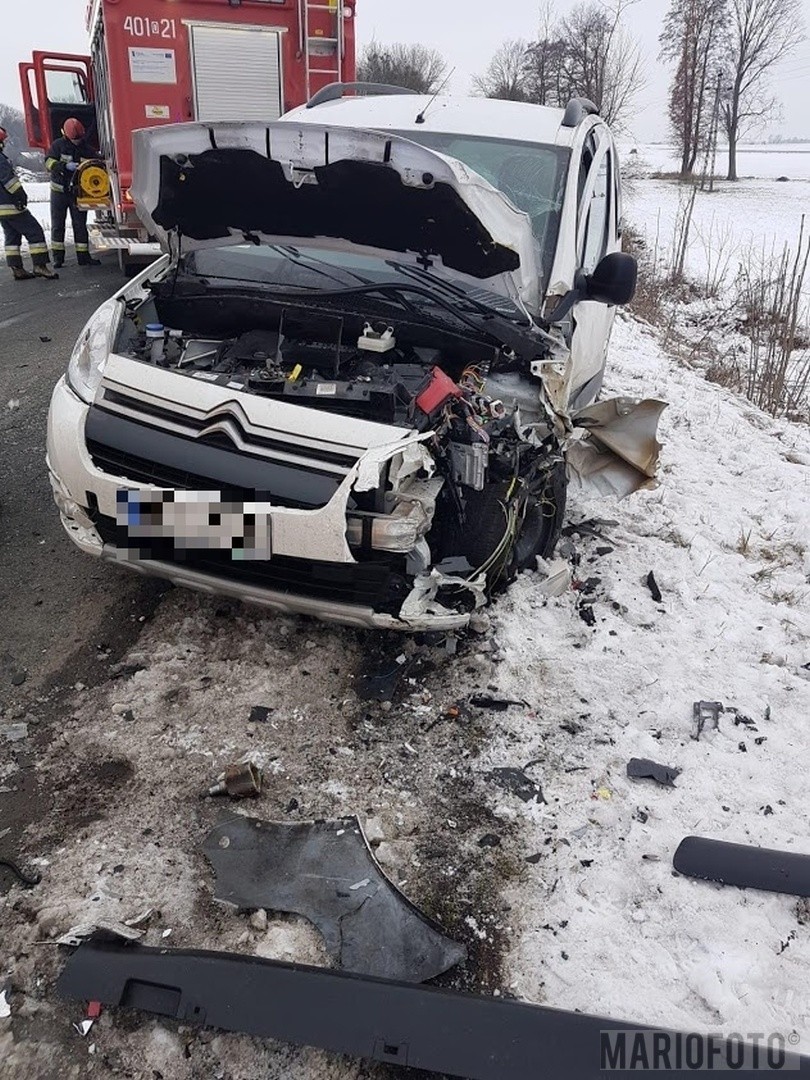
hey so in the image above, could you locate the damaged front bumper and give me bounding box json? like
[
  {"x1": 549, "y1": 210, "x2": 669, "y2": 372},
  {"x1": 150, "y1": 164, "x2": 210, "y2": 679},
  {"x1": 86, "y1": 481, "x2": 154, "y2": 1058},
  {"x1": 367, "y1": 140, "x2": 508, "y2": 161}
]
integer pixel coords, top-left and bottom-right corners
[{"x1": 46, "y1": 374, "x2": 480, "y2": 631}]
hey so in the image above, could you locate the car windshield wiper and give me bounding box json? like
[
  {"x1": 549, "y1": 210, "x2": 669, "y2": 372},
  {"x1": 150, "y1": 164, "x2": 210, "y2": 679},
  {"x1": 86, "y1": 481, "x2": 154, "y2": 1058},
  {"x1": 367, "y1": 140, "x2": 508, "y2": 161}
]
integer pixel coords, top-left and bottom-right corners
[
  {"x1": 247, "y1": 279, "x2": 550, "y2": 359},
  {"x1": 386, "y1": 260, "x2": 533, "y2": 328},
  {"x1": 272, "y1": 245, "x2": 373, "y2": 288}
]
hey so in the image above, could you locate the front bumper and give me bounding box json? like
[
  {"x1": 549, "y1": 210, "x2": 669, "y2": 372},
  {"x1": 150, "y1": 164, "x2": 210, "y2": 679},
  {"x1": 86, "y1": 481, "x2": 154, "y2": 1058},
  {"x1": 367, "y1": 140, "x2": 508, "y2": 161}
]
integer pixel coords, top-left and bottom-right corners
[{"x1": 46, "y1": 376, "x2": 471, "y2": 632}]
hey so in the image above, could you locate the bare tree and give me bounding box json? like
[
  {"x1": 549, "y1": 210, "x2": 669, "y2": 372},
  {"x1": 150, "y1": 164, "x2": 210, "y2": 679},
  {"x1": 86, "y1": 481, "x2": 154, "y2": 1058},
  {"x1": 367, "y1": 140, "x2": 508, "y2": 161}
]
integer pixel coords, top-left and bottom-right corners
[
  {"x1": 720, "y1": 0, "x2": 804, "y2": 180},
  {"x1": 520, "y1": 0, "x2": 644, "y2": 129},
  {"x1": 660, "y1": 0, "x2": 727, "y2": 175},
  {"x1": 557, "y1": 0, "x2": 644, "y2": 131},
  {"x1": 357, "y1": 42, "x2": 448, "y2": 94},
  {"x1": 0, "y1": 105, "x2": 31, "y2": 165},
  {"x1": 473, "y1": 40, "x2": 530, "y2": 101}
]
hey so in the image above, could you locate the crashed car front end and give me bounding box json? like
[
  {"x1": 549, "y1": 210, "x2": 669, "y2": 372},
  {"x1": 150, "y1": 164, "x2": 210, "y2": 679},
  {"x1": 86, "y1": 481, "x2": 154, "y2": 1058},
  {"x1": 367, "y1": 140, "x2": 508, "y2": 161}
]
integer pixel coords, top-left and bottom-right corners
[{"x1": 46, "y1": 120, "x2": 662, "y2": 631}]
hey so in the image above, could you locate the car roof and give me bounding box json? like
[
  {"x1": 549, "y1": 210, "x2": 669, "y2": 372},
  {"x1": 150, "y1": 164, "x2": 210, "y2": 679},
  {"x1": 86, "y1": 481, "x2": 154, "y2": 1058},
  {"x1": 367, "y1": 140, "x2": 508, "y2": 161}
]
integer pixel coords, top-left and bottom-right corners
[{"x1": 282, "y1": 94, "x2": 584, "y2": 148}]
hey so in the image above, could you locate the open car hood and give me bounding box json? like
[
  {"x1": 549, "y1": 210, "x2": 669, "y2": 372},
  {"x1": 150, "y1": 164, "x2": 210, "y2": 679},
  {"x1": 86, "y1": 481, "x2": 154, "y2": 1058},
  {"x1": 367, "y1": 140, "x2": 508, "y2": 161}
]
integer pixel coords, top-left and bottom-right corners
[{"x1": 130, "y1": 121, "x2": 540, "y2": 308}]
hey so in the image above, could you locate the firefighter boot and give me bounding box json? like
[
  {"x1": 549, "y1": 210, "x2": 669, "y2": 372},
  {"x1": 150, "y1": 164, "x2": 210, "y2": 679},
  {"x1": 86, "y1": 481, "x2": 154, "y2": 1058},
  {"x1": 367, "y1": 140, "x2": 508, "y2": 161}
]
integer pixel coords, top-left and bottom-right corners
[
  {"x1": 33, "y1": 265, "x2": 59, "y2": 280},
  {"x1": 11, "y1": 267, "x2": 35, "y2": 281},
  {"x1": 52, "y1": 253, "x2": 65, "y2": 268},
  {"x1": 78, "y1": 255, "x2": 101, "y2": 267}
]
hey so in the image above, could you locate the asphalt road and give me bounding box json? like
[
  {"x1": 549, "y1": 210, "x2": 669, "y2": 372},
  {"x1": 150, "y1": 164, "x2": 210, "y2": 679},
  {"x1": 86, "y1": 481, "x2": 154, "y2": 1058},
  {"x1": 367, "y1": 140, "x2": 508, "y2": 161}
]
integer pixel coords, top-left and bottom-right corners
[{"x1": 0, "y1": 257, "x2": 165, "y2": 872}]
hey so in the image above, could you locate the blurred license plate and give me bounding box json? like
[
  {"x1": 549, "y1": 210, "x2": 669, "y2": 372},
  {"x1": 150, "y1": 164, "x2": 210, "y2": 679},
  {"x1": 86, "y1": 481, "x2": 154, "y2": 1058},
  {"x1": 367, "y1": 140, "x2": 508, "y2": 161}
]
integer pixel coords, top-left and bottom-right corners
[{"x1": 116, "y1": 489, "x2": 272, "y2": 560}]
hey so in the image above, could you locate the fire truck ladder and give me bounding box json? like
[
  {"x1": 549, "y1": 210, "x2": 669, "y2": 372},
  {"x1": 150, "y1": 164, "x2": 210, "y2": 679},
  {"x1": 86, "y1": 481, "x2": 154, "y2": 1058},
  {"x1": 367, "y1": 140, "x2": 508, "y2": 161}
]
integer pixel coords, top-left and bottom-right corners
[{"x1": 300, "y1": 0, "x2": 344, "y2": 101}]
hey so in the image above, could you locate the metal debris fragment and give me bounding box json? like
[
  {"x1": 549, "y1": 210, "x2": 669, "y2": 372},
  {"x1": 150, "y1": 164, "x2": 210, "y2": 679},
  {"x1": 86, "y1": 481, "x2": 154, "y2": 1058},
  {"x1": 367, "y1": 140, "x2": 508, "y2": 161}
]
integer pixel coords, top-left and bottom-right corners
[{"x1": 208, "y1": 761, "x2": 262, "y2": 798}]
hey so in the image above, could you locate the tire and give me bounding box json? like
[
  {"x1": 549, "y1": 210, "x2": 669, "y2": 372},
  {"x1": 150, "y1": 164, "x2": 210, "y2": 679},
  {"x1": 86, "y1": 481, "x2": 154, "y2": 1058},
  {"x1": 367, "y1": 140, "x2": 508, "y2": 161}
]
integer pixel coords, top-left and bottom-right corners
[
  {"x1": 512, "y1": 459, "x2": 567, "y2": 570},
  {"x1": 444, "y1": 460, "x2": 567, "y2": 591}
]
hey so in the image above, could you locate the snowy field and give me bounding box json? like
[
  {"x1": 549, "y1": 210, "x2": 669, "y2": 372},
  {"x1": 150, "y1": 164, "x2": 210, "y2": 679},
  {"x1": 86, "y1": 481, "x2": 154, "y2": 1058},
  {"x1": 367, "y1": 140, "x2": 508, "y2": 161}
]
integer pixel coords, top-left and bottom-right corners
[
  {"x1": 621, "y1": 145, "x2": 810, "y2": 420},
  {"x1": 622, "y1": 143, "x2": 810, "y2": 295},
  {"x1": 2, "y1": 311, "x2": 809, "y2": 1078}
]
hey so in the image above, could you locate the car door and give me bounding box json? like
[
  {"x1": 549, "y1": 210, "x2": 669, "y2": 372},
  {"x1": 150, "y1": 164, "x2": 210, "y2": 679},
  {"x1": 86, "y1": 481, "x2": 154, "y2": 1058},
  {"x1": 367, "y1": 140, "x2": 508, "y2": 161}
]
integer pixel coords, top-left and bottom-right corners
[{"x1": 567, "y1": 129, "x2": 620, "y2": 407}]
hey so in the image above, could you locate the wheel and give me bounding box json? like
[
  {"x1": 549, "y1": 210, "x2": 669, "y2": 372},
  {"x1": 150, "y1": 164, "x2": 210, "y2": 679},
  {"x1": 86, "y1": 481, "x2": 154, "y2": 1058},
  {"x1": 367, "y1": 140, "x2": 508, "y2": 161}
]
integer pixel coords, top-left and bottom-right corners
[{"x1": 441, "y1": 460, "x2": 567, "y2": 592}]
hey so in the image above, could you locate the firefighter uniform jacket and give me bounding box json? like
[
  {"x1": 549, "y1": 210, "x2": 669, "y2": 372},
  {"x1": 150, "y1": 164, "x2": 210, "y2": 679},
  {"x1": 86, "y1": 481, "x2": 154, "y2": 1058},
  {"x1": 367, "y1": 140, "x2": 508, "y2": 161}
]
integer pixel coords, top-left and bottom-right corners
[
  {"x1": 0, "y1": 149, "x2": 26, "y2": 217},
  {"x1": 45, "y1": 136, "x2": 96, "y2": 194}
]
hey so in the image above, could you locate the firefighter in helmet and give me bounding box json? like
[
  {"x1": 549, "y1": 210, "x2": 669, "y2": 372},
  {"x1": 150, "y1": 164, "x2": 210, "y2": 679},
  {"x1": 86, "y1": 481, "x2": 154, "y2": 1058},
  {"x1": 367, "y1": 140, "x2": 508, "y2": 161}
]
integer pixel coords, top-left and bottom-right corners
[
  {"x1": 45, "y1": 118, "x2": 101, "y2": 268},
  {"x1": 0, "y1": 126, "x2": 58, "y2": 281}
]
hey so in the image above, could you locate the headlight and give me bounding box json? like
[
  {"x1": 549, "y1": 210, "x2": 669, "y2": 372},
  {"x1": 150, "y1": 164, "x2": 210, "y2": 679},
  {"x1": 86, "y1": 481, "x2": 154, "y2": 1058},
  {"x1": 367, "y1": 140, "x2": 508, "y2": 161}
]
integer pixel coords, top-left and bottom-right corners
[
  {"x1": 346, "y1": 499, "x2": 430, "y2": 553},
  {"x1": 66, "y1": 299, "x2": 121, "y2": 403}
]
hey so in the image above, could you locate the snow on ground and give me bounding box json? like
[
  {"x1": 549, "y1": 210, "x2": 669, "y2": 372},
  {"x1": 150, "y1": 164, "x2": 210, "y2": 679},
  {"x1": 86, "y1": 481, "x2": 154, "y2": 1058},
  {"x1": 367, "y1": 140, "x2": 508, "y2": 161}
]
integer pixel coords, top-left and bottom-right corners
[
  {"x1": 623, "y1": 144, "x2": 810, "y2": 297},
  {"x1": 1, "y1": 311, "x2": 808, "y2": 1078},
  {"x1": 622, "y1": 146, "x2": 810, "y2": 419},
  {"x1": 490, "y1": 311, "x2": 810, "y2": 1042}
]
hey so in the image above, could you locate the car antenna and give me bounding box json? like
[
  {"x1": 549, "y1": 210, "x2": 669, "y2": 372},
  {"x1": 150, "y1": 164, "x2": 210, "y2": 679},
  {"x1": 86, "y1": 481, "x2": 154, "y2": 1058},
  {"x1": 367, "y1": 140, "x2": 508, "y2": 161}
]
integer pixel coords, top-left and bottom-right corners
[{"x1": 415, "y1": 67, "x2": 455, "y2": 124}]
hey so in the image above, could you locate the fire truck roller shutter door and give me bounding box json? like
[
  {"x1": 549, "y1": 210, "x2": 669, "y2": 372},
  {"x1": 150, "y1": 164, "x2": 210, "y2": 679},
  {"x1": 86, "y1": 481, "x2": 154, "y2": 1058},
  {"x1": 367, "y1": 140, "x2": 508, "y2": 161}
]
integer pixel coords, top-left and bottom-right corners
[{"x1": 190, "y1": 25, "x2": 282, "y2": 123}]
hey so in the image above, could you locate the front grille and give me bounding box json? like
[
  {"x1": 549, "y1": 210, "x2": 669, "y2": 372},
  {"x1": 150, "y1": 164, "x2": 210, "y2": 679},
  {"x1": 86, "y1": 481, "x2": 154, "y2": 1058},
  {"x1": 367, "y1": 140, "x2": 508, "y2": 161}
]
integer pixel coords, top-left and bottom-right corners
[
  {"x1": 86, "y1": 406, "x2": 343, "y2": 510},
  {"x1": 101, "y1": 389, "x2": 360, "y2": 470},
  {"x1": 87, "y1": 437, "x2": 260, "y2": 506},
  {"x1": 91, "y1": 512, "x2": 408, "y2": 613}
]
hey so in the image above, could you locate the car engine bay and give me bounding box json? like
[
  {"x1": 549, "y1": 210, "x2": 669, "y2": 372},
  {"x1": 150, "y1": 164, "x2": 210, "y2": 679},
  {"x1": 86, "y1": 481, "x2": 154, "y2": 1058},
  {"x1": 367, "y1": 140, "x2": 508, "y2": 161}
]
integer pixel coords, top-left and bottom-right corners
[{"x1": 105, "y1": 279, "x2": 568, "y2": 617}]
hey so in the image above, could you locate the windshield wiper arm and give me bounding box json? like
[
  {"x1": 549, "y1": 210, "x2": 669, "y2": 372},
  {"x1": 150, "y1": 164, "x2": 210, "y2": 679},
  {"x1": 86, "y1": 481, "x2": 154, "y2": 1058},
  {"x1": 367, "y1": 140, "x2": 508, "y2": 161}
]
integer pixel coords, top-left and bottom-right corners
[{"x1": 387, "y1": 261, "x2": 532, "y2": 327}]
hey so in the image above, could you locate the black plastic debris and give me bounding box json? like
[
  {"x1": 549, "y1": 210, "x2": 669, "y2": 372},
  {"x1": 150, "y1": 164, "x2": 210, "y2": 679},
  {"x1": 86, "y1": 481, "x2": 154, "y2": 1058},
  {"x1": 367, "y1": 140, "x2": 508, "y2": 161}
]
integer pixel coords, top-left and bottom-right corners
[
  {"x1": 478, "y1": 834, "x2": 501, "y2": 848},
  {"x1": 487, "y1": 768, "x2": 546, "y2": 804},
  {"x1": 525, "y1": 853, "x2": 542, "y2": 864},
  {"x1": 626, "y1": 758, "x2": 681, "y2": 788},
  {"x1": 249, "y1": 706, "x2": 273, "y2": 723},
  {"x1": 692, "y1": 700, "x2": 723, "y2": 739},
  {"x1": 469, "y1": 694, "x2": 528, "y2": 712},
  {"x1": 202, "y1": 815, "x2": 466, "y2": 983},
  {"x1": 645, "y1": 571, "x2": 662, "y2": 603},
  {"x1": 58, "y1": 940, "x2": 807, "y2": 1080},
  {"x1": 595, "y1": 546, "x2": 614, "y2": 556},
  {"x1": 578, "y1": 605, "x2": 596, "y2": 627},
  {"x1": 356, "y1": 653, "x2": 414, "y2": 702},
  {"x1": 674, "y1": 836, "x2": 810, "y2": 898},
  {"x1": 10, "y1": 670, "x2": 26, "y2": 687}
]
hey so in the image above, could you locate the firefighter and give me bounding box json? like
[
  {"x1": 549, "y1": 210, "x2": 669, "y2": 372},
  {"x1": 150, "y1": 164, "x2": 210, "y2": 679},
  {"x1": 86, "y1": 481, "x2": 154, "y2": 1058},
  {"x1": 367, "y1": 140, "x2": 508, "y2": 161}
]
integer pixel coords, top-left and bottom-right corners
[
  {"x1": 0, "y1": 127, "x2": 58, "y2": 281},
  {"x1": 45, "y1": 118, "x2": 101, "y2": 268}
]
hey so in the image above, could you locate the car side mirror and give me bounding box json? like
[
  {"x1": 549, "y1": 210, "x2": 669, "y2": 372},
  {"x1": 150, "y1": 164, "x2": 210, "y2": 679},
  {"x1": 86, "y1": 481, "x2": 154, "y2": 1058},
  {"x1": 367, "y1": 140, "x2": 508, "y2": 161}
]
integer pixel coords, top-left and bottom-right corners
[
  {"x1": 546, "y1": 251, "x2": 638, "y2": 324},
  {"x1": 586, "y1": 251, "x2": 637, "y2": 306}
]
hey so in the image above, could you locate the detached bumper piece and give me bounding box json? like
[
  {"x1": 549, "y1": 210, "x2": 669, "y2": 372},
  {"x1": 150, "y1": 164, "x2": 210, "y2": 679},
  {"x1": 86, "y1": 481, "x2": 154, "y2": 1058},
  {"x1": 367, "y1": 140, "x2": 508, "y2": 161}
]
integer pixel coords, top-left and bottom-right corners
[
  {"x1": 56, "y1": 941, "x2": 809, "y2": 1080},
  {"x1": 674, "y1": 836, "x2": 810, "y2": 897}
]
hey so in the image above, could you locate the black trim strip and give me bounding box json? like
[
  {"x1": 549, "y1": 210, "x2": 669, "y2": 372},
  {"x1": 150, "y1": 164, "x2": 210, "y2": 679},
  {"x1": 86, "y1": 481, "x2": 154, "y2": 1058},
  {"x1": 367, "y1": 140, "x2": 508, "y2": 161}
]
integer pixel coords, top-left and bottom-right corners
[{"x1": 57, "y1": 941, "x2": 808, "y2": 1080}]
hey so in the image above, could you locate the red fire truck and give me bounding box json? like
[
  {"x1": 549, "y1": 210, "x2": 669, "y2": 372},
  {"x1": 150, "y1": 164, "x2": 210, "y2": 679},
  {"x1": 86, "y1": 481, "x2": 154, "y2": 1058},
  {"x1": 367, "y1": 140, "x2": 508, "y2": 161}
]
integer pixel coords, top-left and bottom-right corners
[{"x1": 19, "y1": 0, "x2": 357, "y2": 265}]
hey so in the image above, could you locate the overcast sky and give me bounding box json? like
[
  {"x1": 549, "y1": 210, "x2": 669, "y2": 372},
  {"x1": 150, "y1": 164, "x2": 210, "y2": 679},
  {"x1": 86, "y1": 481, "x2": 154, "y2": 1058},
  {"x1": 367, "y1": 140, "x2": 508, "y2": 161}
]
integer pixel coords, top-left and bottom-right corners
[{"x1": 2, "y1": 0, "x2": 809, "y2": 142}]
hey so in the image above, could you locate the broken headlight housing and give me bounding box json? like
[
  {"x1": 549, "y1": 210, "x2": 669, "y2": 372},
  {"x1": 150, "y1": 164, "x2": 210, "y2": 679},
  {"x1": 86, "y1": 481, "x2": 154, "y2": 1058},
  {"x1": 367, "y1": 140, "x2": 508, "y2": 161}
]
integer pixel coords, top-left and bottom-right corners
[
  {"x1": 67, "y1": 299, "x2": 121, "y2": 403},
  {"x1": 346, "y1": 499, "x2": 431, "y2": 554}
]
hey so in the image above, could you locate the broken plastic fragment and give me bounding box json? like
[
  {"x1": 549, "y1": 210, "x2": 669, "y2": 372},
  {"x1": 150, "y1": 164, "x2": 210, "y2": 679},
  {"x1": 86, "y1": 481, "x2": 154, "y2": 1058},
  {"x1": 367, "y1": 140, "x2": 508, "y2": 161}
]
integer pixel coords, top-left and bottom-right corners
[
  {"x1": 202, "y1": 815, "x2": 466, "y2": 982},
  {"x1": 56, "y1": 920, "x2": 145, "y2": 947},
  {"x1": 626, "y1": 757, "x2": 681, "y2": 788},
  {"x1": 693, "y1": 700, "x2": 723, "y2": 740},
  {"x1": 536, "y1": 557, "x2": 572, "y2": 596}
]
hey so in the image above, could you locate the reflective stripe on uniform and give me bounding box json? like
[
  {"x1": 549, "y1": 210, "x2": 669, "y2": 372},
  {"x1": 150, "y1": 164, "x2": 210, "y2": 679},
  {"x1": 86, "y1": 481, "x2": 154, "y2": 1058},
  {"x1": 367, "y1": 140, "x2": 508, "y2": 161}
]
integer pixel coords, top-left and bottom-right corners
[
  {"x1": 51, "y1": 241, "x2": 66, "y2": 251},
  {"x1": 4, "y1": 246, "x2": 20, "y2": 254},
  {"x1": 75, "y1": 243, "x2": 90, "y2": 252},
  {"x1": 29, "y1": 244, "x2": 49, "y2": 255},
  {"x1": 0, "y1": 206, "x2": 21, "y2": 217},
  {"x1": 45, "y1": 157, "x2": 58, "y2": 171},
  {"x1": 50, "y1": 183, "x2": 65, "y2": 193},
  {"x1": 4, "y1": 177, "x2": 21, "y2": 194}
]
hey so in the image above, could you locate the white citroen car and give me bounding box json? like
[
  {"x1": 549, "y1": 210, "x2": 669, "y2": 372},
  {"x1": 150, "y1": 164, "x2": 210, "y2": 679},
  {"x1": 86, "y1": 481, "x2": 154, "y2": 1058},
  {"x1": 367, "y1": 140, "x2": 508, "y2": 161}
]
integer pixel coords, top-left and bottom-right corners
[{"x1": 46, "y1": 86, "x2": 661, "y2": 632}]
